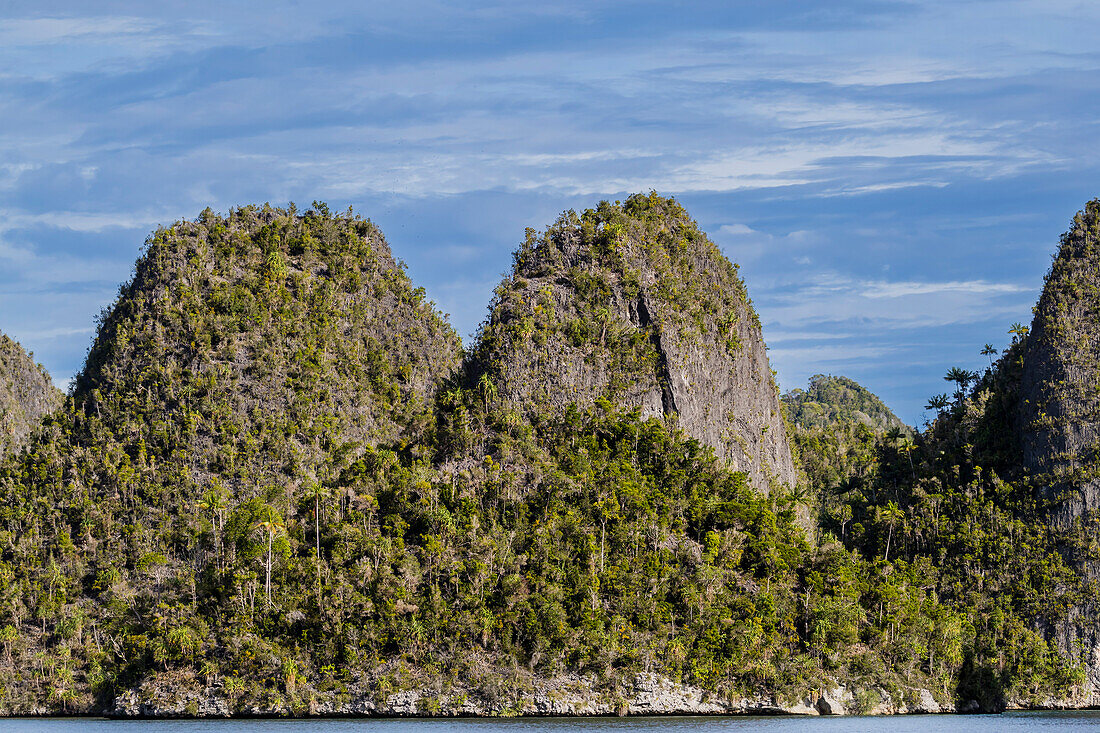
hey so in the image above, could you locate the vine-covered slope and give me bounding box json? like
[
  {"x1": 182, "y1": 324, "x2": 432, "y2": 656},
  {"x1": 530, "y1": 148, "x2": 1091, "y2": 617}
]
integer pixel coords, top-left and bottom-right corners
[{"x1": 0, "y1": 332, "x2": 61, "y2": 458}]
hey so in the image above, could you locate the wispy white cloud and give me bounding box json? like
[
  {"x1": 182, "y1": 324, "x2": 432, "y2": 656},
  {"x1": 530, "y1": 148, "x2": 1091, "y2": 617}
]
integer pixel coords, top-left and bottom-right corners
[
  {"x1": 0, "y1": 209, "x2": 169, "y2": 234},
  {"x1": 860, "y1": 280, "x2": 1030, "y2": 299},
  {"x1": 759, "y1": 272, "x2": 1036, "y2": 331},
  {"x1": 0, "y1": 16, "x2": 173, "y2": 46},
  {"x1": 8, "y1": 325, "x2": 93, "y2": 341}
]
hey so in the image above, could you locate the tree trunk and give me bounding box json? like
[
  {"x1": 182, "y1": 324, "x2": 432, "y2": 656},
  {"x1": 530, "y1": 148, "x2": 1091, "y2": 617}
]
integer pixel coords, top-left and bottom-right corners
[
  {"x1": 600, "y1": 520, "x2": 606, "y2": 573},
  {"x1": 265, "y1": 530, "x2": 273, "y2": 608}
]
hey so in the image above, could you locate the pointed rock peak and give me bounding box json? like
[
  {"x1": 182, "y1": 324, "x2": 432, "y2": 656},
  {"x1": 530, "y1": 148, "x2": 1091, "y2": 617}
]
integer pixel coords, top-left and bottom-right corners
[
  {"x1": 0, "y1": 331, "x2": 62, "y2": 458},
  {"x1": 1020, "y1": 199, "x2": 1100, "y2": 528},
  {"x1": 470, "y1": 192, "x2": 796, "y2": 494}
]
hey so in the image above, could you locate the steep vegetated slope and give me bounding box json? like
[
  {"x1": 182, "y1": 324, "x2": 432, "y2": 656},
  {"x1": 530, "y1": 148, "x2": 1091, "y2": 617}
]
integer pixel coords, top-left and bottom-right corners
[
  {"x1": 0, "y1": 334, "x2": 62, "y2": 458},
  {"x1": 799, "y1": 341, "x2": 1089, "y2": 710},
  {"x1": 73, "y1": 203, "x2": 460, "y2": 482},
  {"x1": 466, "y1": 193, "x2": 796, "y2": 494},
  {"x1": 0, "y1": 204, "x2": 463, "y2": 711},
  {"x1": 783, "y1": 375, "x2": 909, "y2": 515},
  {"x1": 797, "y1": 204, "x2": 1100, "y2": 708}
]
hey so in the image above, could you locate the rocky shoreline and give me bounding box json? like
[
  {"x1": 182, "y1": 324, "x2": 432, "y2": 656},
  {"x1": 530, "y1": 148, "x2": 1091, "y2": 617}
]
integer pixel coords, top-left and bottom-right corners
[
  {"x1": 1, "y1": 667, "x2": 1094, "y2": 719},
  {"x1": 93, "y1": 672, "x2": 1092, "y2": 719}
]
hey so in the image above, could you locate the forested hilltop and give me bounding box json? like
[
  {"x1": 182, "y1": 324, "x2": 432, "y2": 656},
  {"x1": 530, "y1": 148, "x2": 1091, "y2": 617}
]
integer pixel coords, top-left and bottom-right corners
[
  {"x1": 0, "y1": 195, "x2": 1097, "y2": 717},
  {"x1": 783, "y1": 375, "x2": 907, "y2": 434}
]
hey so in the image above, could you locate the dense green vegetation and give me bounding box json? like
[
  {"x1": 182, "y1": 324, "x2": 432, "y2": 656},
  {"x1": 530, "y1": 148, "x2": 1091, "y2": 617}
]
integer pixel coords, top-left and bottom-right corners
[
  {"x1": 776, "y1": 361, "x2": 1092, "y2": 710},
  {"x1": 808, "y1": 347, "x2": 1092, "y2": 708},
  {"x1": 783, "y1": 375, "x2": 908, "y2": 502},
  {"x1": 0, "y1": 203, "x2": 462, "y2": 711},
  {"x1": 0, "y1": 194, "x2": 1094, "y2": 715}
]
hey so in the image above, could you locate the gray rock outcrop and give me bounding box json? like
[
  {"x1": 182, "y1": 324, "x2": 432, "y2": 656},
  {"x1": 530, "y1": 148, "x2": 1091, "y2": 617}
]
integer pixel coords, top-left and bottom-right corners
[
  {"x1": 470, "y1": 193, "x2": 797, "y2": 495},
  {"x1": 0, "y1": 331, "x2": 62, "y2": 458}
]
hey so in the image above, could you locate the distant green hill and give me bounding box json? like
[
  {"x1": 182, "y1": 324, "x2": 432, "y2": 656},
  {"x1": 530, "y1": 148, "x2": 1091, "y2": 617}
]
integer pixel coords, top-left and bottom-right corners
[{"x1": 782, "y1": 374, "x2": 907, "y2": 433}]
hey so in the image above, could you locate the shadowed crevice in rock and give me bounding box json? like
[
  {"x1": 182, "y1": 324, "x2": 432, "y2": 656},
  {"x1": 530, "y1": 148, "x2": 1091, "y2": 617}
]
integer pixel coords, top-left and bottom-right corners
[{"x1": 637, "y1": 290, "x2": 677, "y2": 418}]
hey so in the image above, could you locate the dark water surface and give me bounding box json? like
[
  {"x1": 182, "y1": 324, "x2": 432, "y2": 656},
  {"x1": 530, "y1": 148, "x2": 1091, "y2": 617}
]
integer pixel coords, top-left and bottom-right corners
[{"x1": 1, "y1": 714, "x2": 1099, "y2": 732}]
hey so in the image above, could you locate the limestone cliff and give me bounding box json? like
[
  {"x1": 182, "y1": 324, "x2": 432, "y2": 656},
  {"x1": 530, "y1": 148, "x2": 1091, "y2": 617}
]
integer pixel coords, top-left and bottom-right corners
[
  {"x1": 0, "y1": 332, "x2": 62, "y2": 458},
  {"x1": 1020, "y1": 199, "x2": 1100, "y2": 532},
  {"x1": 1018, "y1": 199, "x2": 1100, "y2": 688},
  {"x1": 468, "y1": 193, "x2": 796, "y2": 494}
]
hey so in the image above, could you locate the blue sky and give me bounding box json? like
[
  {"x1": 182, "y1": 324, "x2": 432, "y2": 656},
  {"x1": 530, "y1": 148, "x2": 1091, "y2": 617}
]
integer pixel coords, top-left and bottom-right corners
[{"x1": 3, "y1": 0, "x2": 1099, "y2": 424}]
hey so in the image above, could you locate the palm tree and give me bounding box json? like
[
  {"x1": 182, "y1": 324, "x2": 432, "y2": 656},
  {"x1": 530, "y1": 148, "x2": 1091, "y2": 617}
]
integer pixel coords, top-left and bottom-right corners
[
  {"x1": 981, "y1": 344, "x2": 997, "y2": 369},
  {"x1": 836, "y1": 504, "x2": 853, "y2": 540},
  {"x1": 255, "y1": 517, "x2": 285, "y2": 608},
  {"x1": 0, "y1": 625, "x2": 16, "y2": 665},
  {"x1": 944, "y1": 367, "x2": 973, "y2": 403},
  {"x1": 878, "y1": 501, "x2": 904, "y2": 562},
  {"x1": 897, "y1": 433, "x2": 915, "y2": 479},
  {"x1": 441, "y1": 386, "x2": 470, "y2": 445},
  {"x1": 1009, "y1": 322, "x2": 1029, "y2": 343},
  {"x1": 304, "y1": 482, "x2": 327, "y2": 561},
  {"x1": 476, "y1": 373, "x2": 497, "y2": 412},
  {"x1": 595, "y1": 306, "x2": 611, "y2": 346},
  {"x1": 303, "y1": 482, "x2": 330, "y2": 608},
  {"x1": 925, "y1": 394, "x2": 950, "y2": 413},
  {"x1": 197, "y1": 487, "x2": 228, "y2": 569}
]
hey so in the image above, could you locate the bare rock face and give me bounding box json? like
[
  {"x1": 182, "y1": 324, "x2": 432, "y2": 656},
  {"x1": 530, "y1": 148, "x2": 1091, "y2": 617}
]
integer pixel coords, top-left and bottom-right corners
[
  {"x1": 1020, "y1": 200, "x2": 1100, "y2": 532},
  {"x1": 470, "y1": 193, "x2": 796, "y2": 494},
  {"x1": 0, "y1": 332, "x2": 62, "y2": 458}
]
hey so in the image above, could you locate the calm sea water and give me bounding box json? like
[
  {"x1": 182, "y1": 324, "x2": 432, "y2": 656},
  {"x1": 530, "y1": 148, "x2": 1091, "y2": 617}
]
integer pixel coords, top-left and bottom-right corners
[{"x1": 0, "y1": 714, "x2": 1099, "y2": 732}]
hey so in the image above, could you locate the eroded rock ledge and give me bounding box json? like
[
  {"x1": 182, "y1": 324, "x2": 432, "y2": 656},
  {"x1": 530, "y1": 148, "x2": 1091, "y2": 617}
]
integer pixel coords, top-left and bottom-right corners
[{"x1": 101, "y1": 672, "x2": 1006, "y2": 718}]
